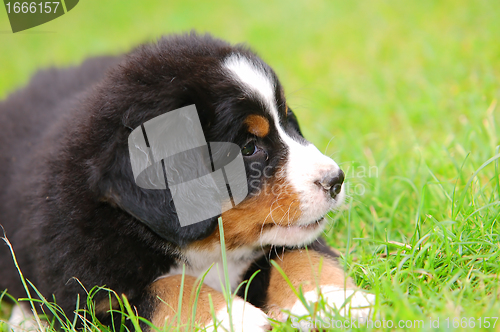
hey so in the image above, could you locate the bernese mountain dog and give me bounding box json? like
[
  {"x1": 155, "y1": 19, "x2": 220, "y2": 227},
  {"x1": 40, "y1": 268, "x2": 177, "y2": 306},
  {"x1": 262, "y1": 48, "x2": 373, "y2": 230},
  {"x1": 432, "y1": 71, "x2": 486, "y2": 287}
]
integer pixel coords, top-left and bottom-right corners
[{"x1": 0, "y1": 33, "x2": 373, "y2": 331}]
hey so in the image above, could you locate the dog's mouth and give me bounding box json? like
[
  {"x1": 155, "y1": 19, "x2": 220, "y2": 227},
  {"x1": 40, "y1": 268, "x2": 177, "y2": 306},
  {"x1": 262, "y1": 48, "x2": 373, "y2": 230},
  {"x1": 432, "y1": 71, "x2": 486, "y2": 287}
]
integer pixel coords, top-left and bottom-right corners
[
  {"x1": 257, "y1": 216, "x2": 327, "y2": 247},
  {"x1": 296, "y1": 216, "x2": 326, "y2": 229},
  {"x1": 263, "y1": 216, "x2": 326, "y2": 230}
]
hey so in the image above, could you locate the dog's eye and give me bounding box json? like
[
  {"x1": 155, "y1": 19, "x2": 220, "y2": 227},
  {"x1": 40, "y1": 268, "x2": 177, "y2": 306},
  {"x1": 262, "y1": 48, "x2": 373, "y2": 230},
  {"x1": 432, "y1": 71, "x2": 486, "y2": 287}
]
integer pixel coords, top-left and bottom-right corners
[{"x1": 241, "y1": 141, "x2": 257, "y2": 156}]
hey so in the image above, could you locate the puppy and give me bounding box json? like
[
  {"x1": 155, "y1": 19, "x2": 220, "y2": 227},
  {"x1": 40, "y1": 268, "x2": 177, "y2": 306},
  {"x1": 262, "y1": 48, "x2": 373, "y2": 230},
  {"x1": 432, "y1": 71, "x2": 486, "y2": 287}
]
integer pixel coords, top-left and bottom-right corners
[{"x1": 0, "y1": 33, "x2": 373, "y2": 330}]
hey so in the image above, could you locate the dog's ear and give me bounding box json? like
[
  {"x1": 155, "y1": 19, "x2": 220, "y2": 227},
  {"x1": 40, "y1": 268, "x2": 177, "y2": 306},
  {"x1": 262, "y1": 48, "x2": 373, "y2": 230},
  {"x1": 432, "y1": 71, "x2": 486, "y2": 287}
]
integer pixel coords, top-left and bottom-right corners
[{"x1": 92, "y1": 144, "x2": 218, "y2": 247}]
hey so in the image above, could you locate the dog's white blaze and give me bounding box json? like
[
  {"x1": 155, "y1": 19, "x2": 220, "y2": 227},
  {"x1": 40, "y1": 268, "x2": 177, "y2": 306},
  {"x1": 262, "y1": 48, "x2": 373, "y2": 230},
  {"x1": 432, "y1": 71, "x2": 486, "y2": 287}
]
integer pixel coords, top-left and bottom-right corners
[
  {"x1": 224, "y1": 54, "x2": 276, "y2": 113},
  {"x1": 265, "y1": 97, "x2": 345, "y2": 225},
  {"x1": 224, "y1": 53, "x2": 344, "y2": 231},
  {"x1": 281, "y1": 137, "x2": 345, "y2": 224}
]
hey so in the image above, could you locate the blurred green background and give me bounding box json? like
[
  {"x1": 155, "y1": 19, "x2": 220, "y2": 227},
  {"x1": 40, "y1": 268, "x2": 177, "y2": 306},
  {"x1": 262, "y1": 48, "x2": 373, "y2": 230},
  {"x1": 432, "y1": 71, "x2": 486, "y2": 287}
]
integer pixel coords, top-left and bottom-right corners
[
  {"x1": 2, "y1": 0, "x2": 498, "y2": 150},
  {"x1": 2, "y1": 1, "x2": 500, "y2": 328}
]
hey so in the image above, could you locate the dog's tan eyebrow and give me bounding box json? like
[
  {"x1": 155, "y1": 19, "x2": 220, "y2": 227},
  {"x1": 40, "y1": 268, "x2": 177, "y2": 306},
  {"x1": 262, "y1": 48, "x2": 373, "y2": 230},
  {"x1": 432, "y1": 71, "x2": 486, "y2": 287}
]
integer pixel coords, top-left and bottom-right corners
[{"x1": 244, "y1": 115, "x2": 270, "y2": 137}]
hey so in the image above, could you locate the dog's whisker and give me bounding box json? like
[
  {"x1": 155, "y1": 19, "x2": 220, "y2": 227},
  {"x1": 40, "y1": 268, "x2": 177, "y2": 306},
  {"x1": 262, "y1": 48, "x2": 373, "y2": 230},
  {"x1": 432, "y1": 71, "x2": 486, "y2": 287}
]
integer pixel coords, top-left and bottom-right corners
[{"x1": 323, "y1": 136, "x2": 336, "y2": 156}]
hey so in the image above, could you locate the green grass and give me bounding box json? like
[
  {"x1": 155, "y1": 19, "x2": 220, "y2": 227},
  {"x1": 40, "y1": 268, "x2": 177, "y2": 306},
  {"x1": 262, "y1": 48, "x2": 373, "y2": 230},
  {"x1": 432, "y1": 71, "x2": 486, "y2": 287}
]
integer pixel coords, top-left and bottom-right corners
[{"x1": 1, "y1": 0, "x2": 500, "y2": 331}]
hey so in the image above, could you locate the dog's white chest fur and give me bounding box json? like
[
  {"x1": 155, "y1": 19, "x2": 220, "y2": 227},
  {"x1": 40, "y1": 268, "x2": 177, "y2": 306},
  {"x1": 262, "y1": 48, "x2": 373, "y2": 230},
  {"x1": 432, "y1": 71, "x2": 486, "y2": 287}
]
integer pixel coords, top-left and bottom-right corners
[{"x1": 160, "y1": 247, "x2": 262, "y2": 292}]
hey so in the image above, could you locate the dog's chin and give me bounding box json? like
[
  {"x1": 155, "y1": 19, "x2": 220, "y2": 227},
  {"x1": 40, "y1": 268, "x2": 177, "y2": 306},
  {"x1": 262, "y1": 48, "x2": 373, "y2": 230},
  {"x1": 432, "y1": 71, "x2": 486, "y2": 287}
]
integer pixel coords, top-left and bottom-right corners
[
  {"x1": 256, "y1": 187, "x2": 346, "y2": 247},
  {"x1": 258, "y1": 217, "x2": 328, "y2": 247}
]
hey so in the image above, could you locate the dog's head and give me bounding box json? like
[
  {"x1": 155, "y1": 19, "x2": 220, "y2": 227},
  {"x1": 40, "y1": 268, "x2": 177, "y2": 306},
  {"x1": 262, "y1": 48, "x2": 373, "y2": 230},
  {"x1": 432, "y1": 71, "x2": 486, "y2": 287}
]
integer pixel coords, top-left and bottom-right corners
[{"x1": 90, "y1": 33, "x2": 344, "y2": 249}]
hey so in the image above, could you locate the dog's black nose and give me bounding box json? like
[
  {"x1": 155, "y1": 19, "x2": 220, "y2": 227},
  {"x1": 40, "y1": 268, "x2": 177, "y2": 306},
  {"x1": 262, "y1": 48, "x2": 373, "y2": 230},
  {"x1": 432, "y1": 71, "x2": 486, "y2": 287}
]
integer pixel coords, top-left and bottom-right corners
[{"x1": 316, "y1": 170, "x2": 345, "y2": 199}]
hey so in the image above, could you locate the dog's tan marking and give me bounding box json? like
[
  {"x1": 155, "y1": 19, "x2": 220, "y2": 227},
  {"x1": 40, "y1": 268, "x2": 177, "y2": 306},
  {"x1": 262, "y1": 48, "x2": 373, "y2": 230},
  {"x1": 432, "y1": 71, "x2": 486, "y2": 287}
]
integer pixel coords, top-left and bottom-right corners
[
  {"x1": 148, "y1": 275, "x2": 226, "y2": 329},
  {"x1": 95, "y1": 297, "x2": 120, "y2": 315},
  {"x1": 264, "y1": 250, "x2": 354, "y2": 319},
  {"x1": 244, "y1": 115, "x2": 270, "y2": 137},
  {"x1": 191, "y1": 173, "x2": 301, "y2": 250}
]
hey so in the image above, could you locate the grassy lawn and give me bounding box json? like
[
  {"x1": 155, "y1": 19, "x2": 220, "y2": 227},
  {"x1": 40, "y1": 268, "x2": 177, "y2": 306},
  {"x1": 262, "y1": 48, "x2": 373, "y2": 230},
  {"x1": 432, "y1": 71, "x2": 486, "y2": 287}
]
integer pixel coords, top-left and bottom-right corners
[{"x1": 1, "y1": 0, "x2": 500, "y2": 331}]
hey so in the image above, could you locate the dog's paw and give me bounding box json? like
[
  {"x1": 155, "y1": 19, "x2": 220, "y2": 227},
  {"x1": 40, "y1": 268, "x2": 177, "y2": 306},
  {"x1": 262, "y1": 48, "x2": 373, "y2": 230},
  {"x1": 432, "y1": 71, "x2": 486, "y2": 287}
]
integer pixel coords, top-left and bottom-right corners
[
  {"x1": 206, "y1": 297, "x2": 270, "y2": 332},
  {"x1": 8, "y1": 304, "x2": 44, "y2": 332},
  {"x1": 289, "y1": 286, "x2": 375, "y2": 319}
]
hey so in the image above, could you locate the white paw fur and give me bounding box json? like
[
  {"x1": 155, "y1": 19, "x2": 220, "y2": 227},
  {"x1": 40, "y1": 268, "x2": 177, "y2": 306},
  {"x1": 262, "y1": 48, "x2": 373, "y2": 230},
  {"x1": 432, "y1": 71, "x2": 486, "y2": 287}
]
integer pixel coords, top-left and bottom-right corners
[
  {"x1": 206, "y1": 297, "x2": 270, "y2": 332},
  {"x1": 288, "y1": 285, "x2": 375, "y2": 320},
  {"x1": 8, "y1": 304, "x2": 43, "y2": 332}
]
